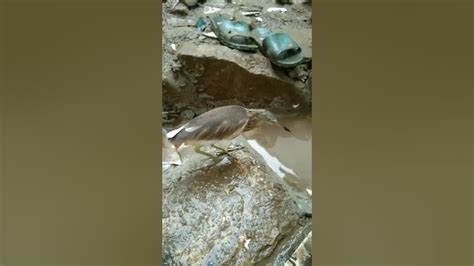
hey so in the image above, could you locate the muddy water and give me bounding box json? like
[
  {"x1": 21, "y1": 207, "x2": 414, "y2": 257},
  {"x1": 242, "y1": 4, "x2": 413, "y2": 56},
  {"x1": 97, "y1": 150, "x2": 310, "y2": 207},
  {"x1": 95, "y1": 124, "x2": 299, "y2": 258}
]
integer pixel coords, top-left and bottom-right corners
[
  {"x1": 241, "y1": 114, "x2": 312, "y2": 215},
  {"x1": 244, "y1": 114, "x2": 312, "y2": 193}
]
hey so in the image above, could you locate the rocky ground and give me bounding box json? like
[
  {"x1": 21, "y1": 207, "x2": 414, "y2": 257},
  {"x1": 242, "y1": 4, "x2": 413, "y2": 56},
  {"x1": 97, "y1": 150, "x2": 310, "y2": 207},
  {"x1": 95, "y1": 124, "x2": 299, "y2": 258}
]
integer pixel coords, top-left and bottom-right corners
[
  {"x1": 162, "y1": 0, "x2": 312, "y2": 127},
  {"x1": 163, "y1": 144, "x2": 311, "y2": 265},
  {"x1": 162, "y1": 0, "x2": 312, "y2": 265}
]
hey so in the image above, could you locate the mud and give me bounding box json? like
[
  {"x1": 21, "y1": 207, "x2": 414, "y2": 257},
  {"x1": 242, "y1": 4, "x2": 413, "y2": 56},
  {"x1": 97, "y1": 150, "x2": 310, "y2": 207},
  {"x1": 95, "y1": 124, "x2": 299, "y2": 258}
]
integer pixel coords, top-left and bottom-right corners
[{"x1": 162, "y1": 0, "x2": 312, "y2": 127}]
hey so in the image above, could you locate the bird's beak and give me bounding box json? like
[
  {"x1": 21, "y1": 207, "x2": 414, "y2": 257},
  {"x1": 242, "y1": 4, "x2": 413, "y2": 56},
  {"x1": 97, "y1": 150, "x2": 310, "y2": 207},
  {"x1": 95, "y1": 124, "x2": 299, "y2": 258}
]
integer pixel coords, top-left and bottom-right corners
[{"x1": 273, "y1": 119, "x2": 291, "y2": 132}]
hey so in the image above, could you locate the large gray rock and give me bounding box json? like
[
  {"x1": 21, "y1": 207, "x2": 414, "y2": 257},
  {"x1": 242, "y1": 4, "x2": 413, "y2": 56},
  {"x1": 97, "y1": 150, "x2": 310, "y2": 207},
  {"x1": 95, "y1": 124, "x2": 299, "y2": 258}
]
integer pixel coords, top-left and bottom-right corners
[
  {"x1": 162, "y1": 145, "x2": 301, "y2": 265},
  {"x1": 181, "y1": 0, "x2": 198, "y2": 7},
  {"x1": 170, "y1": 2, "x2": 189, "y2": 15}
]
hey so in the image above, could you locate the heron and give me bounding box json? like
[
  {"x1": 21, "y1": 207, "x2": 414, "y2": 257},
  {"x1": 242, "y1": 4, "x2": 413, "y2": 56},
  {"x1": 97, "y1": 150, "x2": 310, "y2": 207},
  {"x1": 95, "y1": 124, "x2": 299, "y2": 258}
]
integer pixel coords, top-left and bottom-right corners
[{"x1": 166, "y1": 105, "x2": 291, "y2": 160}]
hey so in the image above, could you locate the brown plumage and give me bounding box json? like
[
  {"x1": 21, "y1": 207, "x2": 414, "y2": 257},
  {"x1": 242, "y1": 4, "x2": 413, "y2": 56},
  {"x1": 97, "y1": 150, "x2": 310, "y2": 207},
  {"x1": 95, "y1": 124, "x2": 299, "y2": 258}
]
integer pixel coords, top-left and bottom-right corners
[{"x1": 167, "y1": 105, "x2": 289, "y2": 149}]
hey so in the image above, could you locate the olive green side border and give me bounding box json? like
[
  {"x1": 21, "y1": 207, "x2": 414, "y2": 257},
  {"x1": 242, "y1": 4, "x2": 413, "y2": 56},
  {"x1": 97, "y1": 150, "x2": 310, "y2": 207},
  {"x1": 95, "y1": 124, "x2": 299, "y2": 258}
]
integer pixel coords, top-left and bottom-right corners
[
  {"x1": 1, "y1": 1, "x2": 162, "y2": 265},
  {"x1": 312, "y1": 1, "x2": 472, "y2": 265},
  {"x1": 0, "y1": 2, "x2": 6, "y2": 263}
]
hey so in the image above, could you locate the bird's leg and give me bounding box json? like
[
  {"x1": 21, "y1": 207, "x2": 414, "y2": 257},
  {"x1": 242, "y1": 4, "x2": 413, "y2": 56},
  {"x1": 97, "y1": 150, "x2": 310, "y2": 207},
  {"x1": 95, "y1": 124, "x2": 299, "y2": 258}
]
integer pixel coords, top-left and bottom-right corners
[
  {"x1": 228, "y1": 144, "x2": 245, "y2": 152},
  {"x1": 191, "y1": 145, "x2": 227, "y2": 172},
  {"x1": 212, "y1": 144, "x2": 243, "y2": 160},
  {"x1": 211, "y1": 144, "x2": 227, "y2": 153},
  {"x1": 212, "y1": 143, "x2": 244, "y2": 153},
  {"x1": 194, "y1": 145, "x2": 218, "y2": 160}
]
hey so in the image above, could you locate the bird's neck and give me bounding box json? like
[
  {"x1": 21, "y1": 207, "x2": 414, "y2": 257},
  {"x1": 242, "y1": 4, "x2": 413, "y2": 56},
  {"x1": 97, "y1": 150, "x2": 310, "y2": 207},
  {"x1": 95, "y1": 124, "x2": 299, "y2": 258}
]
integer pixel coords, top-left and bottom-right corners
[{"x1": 243, "y1": 116, "x2": 260, "y2": 132}]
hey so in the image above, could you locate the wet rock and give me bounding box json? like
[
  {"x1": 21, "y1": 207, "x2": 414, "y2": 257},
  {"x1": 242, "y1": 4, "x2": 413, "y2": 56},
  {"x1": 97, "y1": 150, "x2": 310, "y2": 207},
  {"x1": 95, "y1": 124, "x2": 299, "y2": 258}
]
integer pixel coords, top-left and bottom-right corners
[
  {"x1": 162, "y1": 205, "x2": 170, "y2": 218},
  {"x1": 163, "y1": 90, "x2": 199, "y2": 127},
  {"x1": 287, "y1": 64, "x2": 309, "y2": 82},
  {"x1": 170, "y1": 2, "x2": 190, "y2": 15},
  {"x1": 198, "y1": 93, "x2": 214, "y2": 99},
  {"x1": 272, "y1": 221, "x2": 312, "y2": 265},
  {"x1": 162, "y1": 249, "x2": 178, "y2": 265},
  {"x1": 219, "y1": 8, "x2": 236, "y2": 19},
  {"x1": 166, "y1": 17, "x2": 195, "y2": 27},
  {"x1": 181, "y1": 0, "x2": 198, "y2": 7},
  {"x1": 303, "y1": 71, "x2": 311, "y2": 99},
  {"x1": 290, "y1": 232, "x2": 312, "y2": 265},
  {"x1": 176, "y1": 41, "x2": 308, "y2": 111},
  {"x1": 180, "y1": 108, "x2": 195, "y2": 119},
  {"x1": 162, "y1": 145, "x2": 301, "y2": 264},
  {"x1": 234, "y1": 12, "x2": 252, "y2": 25}
]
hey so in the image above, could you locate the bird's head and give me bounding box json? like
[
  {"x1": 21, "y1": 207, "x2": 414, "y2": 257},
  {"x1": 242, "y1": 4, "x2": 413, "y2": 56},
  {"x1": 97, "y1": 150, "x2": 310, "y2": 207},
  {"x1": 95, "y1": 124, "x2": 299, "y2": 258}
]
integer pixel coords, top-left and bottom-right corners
[{"x1": 247, "y1": 108, "x2": 291, "y2": 132}]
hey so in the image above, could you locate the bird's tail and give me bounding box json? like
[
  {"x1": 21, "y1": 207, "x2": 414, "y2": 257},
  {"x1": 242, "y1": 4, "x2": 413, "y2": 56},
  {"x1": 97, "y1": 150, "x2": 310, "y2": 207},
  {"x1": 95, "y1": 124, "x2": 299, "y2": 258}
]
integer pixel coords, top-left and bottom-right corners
[{"x1": 162, "y1": 129, "x2": 182, "y2": 165}]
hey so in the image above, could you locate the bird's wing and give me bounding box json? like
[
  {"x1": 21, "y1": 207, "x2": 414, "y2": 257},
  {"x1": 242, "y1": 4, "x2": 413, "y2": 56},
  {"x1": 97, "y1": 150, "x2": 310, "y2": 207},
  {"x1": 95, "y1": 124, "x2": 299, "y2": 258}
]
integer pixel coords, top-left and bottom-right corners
[
  {"x1": 171, "y1": 106, "x2": 249, "y2": 144},
  {"x1": 184, "y1": 125, "x2": 201, "y2": 132}
]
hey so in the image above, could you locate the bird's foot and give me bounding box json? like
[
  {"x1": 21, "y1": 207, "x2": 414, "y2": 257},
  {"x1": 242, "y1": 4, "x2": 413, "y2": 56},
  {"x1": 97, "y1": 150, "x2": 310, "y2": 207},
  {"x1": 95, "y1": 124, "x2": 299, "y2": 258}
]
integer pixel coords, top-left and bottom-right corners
[
  {"x1": 212, "y1": 144, "x2": 244, "y2": 160},
  {"x1": 194, "y1": 145, "x2": 215, "y2": 158},
  {"x1": 217, "y1": 152, "x2": 238, "y2": 161}
]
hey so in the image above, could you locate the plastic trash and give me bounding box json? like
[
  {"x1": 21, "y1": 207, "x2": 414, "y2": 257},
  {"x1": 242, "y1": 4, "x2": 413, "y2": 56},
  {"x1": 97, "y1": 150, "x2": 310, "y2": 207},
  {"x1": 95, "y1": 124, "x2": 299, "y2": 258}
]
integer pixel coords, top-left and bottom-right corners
[
  {"x1": 241, "y1": 11, "x2": 260, "y2": 16},
  {"x1": 267, "y1": 7, "x2": 288, "y2": 13},
  {"x1": 203, "y1": 32, "x2": 218, "y2": 39},
  {"x1": 203, "y1": 6, "x2": 222, "y2": 14},
  {"x1": 195, "y1": 18, "x2": 207, "y2": 32}
]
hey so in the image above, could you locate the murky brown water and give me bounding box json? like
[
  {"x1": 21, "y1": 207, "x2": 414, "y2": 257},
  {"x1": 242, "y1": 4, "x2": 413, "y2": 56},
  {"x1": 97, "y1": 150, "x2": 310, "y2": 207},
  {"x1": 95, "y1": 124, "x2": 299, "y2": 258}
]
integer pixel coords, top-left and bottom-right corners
[{"x1": 243, "y1": 114, "x2": 312, "y2": 194}]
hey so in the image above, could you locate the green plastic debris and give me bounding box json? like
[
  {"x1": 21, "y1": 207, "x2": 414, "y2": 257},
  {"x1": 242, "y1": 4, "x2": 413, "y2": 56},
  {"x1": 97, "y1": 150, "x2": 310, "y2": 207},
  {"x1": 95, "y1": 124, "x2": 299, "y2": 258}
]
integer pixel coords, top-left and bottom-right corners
[{"x1": 196, "y1": 17, "x2": 207, "y2": 32}]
